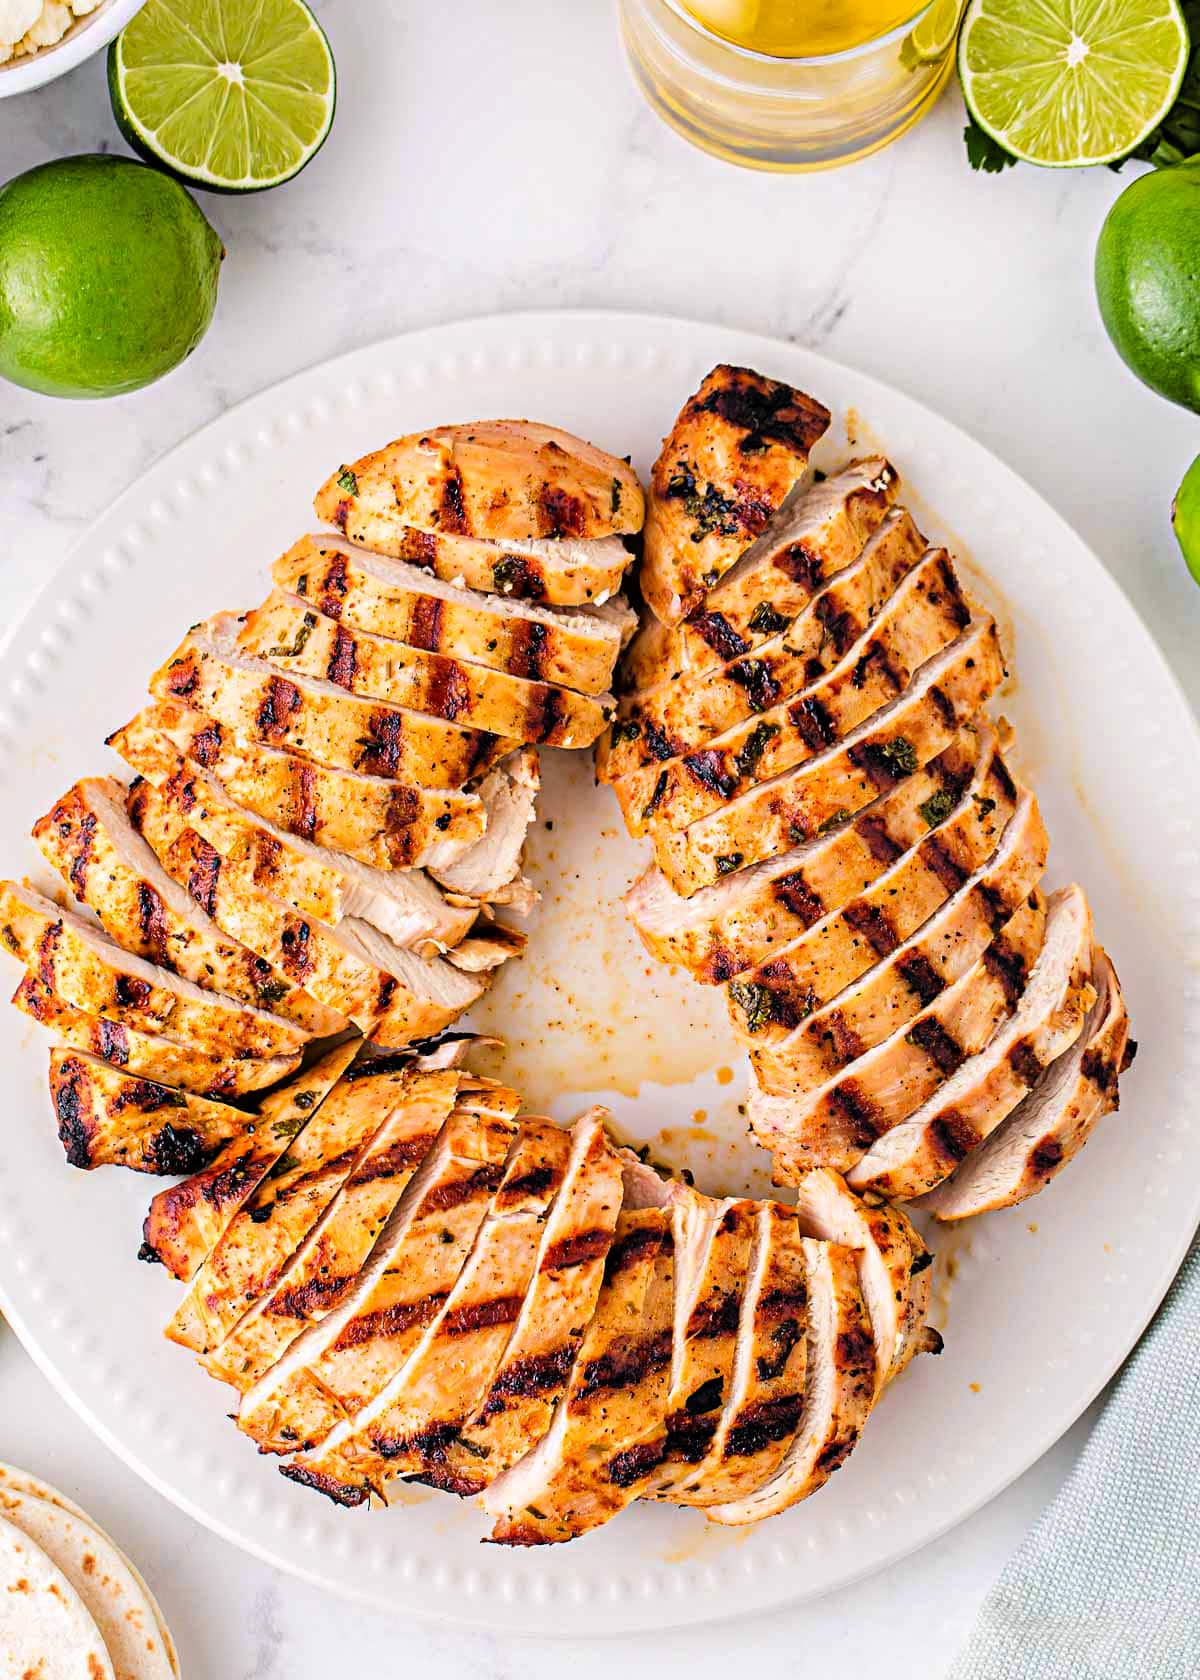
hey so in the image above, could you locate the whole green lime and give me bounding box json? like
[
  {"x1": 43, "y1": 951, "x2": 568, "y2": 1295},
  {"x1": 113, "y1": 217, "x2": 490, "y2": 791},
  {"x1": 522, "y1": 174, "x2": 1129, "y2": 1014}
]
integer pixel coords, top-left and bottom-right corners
[
  {"x1": 1095, "y1": 160, "x2": 1200, "y2": 414},
  {"x1": 0, "y1": 155, "x2": 223, "y2": 400},
  {"x1": 1172, "y1": 451, "x2": 1200, "y2": 585}
]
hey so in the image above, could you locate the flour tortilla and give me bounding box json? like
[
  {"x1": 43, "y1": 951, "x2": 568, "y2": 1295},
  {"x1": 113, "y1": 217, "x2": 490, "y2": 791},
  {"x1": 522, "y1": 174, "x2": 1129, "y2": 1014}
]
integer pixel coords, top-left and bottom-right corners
[
  {"x1": 0, "y1": 1463, "x2": 178, "y2": 1677},
  {"x1": 0, "y1": 1507, "x2": 114, "y2": 1679},
  {"x1": 0, "y1": 1486, "x2": 175, "y2": 1680}
]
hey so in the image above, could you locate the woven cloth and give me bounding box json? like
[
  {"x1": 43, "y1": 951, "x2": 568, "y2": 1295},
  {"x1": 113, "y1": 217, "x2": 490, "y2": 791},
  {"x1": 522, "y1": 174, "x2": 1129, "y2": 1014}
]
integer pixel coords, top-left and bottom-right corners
[{"x1": 949, "y1": 1234, "x2": 1200, "y2": 1679}]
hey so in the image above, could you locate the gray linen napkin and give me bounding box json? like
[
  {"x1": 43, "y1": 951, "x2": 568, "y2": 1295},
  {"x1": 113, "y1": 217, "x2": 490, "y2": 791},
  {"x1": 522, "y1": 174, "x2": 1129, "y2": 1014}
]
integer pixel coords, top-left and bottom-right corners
[{"x1": 949, "y1": 1235, "x2": 1200, "y2": 1679}]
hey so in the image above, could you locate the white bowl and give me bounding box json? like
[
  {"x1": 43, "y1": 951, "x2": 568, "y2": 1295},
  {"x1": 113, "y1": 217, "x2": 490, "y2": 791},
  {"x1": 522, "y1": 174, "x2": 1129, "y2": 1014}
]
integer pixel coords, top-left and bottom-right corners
[{"x1": 0, "y1": 0, "x2": 146, "y2": 98}]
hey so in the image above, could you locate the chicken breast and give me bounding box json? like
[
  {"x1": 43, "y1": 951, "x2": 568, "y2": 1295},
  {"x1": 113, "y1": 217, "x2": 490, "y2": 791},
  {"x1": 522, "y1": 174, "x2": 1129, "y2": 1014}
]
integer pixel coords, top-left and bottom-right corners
[
  {"x1": 639, "y1": 366, "x2": 830, "y2": 623},
  {"x1": 0, "y1": 879, "x2": 306, "y2": 1059},
  {"x1": 703, "y1": 1239, "x2": 876, "y2": 1526},
  {"x1": 624, "y1": 723, "x2": 996, "y2": 982},
  {"x1": 151, "y1": 617, "x2": 514, "y2": 790},
  {"x1": 650, "y1": 618, "x2": 1006, "y2": 896},
  {"x1": 430, "y1": 748, "x2": 540, "y2": 909},
  {"x1": 918, "y1": 948, "x2": 1131, "y2": 1220},
  {"x1": 142, "y1": 1041, "x2": 359, "y2": 1282},
  {"x1": 236, "y1": 591, "x2": 613, "y2": 749},
  {"x1": 34, "y1": 779, "x2": 344, "y2": 1037},
  {"x1": 844, "y1": 885, "x2": 1097, "y2": 1200},
  {"x1": 47, "y1": 1048, "x2": 250, "y2": 1175},
  {"x1": 315, "y1": 419, "x2": 643, "y2": 546},
  {"x1": 110, "y1": 703, "x2": 485, "y2": 872},
  {"x1": 607, "y1": 547, "x2": 971, "y2": 835},
  {"x1": 274, "y1": 534, "x2": 629, "y2": 695},
  {"x1": 11, "y1": 973, "x2": 299, "y2": 1099},
  {"x1": 753, "y1": 792, "x2": 1048, "y2": 1094}
]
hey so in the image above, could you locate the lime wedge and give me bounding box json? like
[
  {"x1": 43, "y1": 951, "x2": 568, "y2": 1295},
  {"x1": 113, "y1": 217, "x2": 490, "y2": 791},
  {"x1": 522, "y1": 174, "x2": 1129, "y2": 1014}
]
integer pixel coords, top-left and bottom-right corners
[
  {"x1": 959, "y1": 0, "x2": 1188, "y2": 168},
  {"x1": 901, "y1": 0, "x2": 967, "y2": 68},
  {"x1": 108, "y1": 0, "x2": 336, "y2": 194}
]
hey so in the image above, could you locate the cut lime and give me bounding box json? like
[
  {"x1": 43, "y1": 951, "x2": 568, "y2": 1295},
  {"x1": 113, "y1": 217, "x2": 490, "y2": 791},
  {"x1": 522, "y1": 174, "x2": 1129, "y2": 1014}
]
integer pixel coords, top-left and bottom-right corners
[
  {"x1": 108, "y1": 0, "x2": 335, "y2": 194},
  {"x1": 901, "y1": 0, "x2": 967, "y2": 68},
  {"x1": 959, "y1": 0, "x2": 1189, "y2": 168}
]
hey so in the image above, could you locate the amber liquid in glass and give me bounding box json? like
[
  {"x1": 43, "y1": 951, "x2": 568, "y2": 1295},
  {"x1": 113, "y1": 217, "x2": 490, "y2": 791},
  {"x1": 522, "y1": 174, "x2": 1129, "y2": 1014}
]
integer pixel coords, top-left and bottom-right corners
[{"x1": 686, "y1": 0, "x2": 924, "y2": 56}]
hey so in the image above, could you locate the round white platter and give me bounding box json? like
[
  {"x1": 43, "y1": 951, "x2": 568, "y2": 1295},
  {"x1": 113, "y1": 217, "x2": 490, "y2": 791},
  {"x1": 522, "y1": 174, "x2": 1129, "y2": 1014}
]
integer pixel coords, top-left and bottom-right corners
[{"x1": 0, "y1": 311, "x2": 1196, "y2": 1634}]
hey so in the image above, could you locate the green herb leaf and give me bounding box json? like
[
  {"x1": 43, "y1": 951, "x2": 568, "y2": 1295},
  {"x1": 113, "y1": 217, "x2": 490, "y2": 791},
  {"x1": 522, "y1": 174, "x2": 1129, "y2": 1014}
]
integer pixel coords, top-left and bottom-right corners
[
  {"x1": 918, "y1": 789, "x2": 956, "y2": 829},
  {"x1": 748, "y1": 602, "x2": 788, "y2": 636},
  {"x1": 964, "y1": 115, "x2": 1017, "y2": 173},
  {"x1": 715, "y1": 851, "x2": 744, "y2": 875},
  {"x1": 729, "y1": 979, "x2": 774, "y2": 1033},
  {"x1": 337, "y1": 467, "x2": 358, "y2": 494}
]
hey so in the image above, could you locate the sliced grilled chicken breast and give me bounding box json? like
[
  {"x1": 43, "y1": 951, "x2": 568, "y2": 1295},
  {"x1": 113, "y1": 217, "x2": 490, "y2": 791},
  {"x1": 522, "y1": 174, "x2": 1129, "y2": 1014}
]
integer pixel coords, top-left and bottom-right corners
[
  {"x1": 481, "y1": 1204, "x2": 675, "y2": 1545},
  {"x1": 754, "y1": 791, "x2": 1048, "y2": 1094},
  {"x1": 439, "y1": 1109, "x2": 624, "y2": 1491},
  {"x1": 651, "y1": 618, "x2": 1006, "y2": 895},
  {"x1": 662, "y1": 1200, "x2": 809, "y2": 1507},
  {"x1": 607, "y1": 508, "x2": 927, "y2": 771},
  {"x1": 918, "y1": 948, "x2": 1131, "y2": 1220},
  {"x1": 273, "y1": 534, "x2": 629, "y2": 695},
  {"x1": 113, "y1": 727, "x2": 477, "y2": 952},
  {"x1": 293, "y1": 1118, "x2": 573, "y2": 1501},
  {"x1": 0, "y1": 880, "x2": 306, "y2": 1058},
  {"x1": 845, "y1": 885, "x2": 1097, "y2": 1200},
  {"x1": 11, "y1": 973, "x2": 299, "y2": 1099},
  {"x1": 142, "y1": 1041, "x2": 358, "y2": 1282},
  {"x1": 703, "y1": 1239, "x2": 876, "y2": 1526},
  {"x1": 127, "y1": 779, "x2": 489, "y2": 1047},
  {"x1": 166, "y1": 1055, "x2": 454, "y2": 1351},
  {"x1": 430, "y1": 748, "x2": 539, "y2": 909},
  {"x1": 791, "y1": 1169, "x2": 927, "y2": 1395},
  {"x1": 151, "y1": 616, "x2": 513, "y2": 789},
  {"x1": 110, "y1": 703, "x2": 485, "y2": 872},
  {"x1": 34, "y1": 780, "x2": 344, "y2": 1037},
  {"x1": 755, "y1": 894, "x2": 1047, "y2": 1178},
  {"x1": 625, "y1": 724, "x2": 995, "y2": 981},
  {"x1": 47, "y1": 1048, "x2": 250, "y2": 1175},
  {"x1": 237, "y1": 591, "x2": 613, "y2": 749},
  {"x1": 639, "y1": 365, "x2": 830, "y2": 624},
  {"x1": 315, "y1": 420, "x2": 644, "y2": 546},
  {"x1": 245, "y1": 1105, "x2": 520, "y2": 1470}
]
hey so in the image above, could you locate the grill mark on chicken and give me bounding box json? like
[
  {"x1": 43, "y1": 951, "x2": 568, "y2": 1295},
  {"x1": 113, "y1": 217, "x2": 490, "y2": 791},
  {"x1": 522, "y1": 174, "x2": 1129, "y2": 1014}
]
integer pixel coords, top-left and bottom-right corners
[
  {"x1": 279, "y1": 1463, "x2": 369, "y2": 1508},
  {"x1": 481, "y1": 1345, "x2": 576, "y2": 1409},
  {"x1": 774, "y1": 542, "x2": 824, "y2": 591},
  {"x1": 607, "y1": 1440, "x2": 667, "y2": 1488},
  {"x1": 724, "y1": 1393, "x2": 804, "y2": 1458},
  {"x1": 922, "y1": 837, "x2": 969, "y2": 895},
  {"x1": 1030, "y1": 1137, "x2": 1065, "y2": 1177},
  {"x1": 687, "y1": 1289, "x2": 743, "y2": 1340},
  {"x1": 163, "y1": 654, "x2": 200, "y2": 699},
  {"x1": 696, "y1": 374, "x2": 828, "y2": 455},
  {"x1": 136, "y1": 882, "x2": 171, "y2": 965},
  {"x1": 498, "y1": 1164, "x2": 560, "y2": 1203},
  {"x1": 439, "y1": 462, "x2": 469, "y2": 534},
  {"x1": 935, "y1": 555, "x2": 972, "y2": 629},
  {"x1": 604, "y1": 1222, "x2": 666, "y2": 1278},
  {"x1": 1082, "y1": 1045, "x2": 1122, "y2": 1098},
  {"x1": 332, "y1": 1292, "x2": 449, "y2": 1352},
  {"x1": 113, "y1": 967, "x2": 151, "y2": 1011},
  {"x1": 790, "y1": 694, "x2": 837, "y2": 753},
  {"x1": 906, "y1": 1017, "x2": 965, "y2": 1077},
  {"x1": 981, "y1": 937, "x2": 1028, "y2": 1007},
  {"x1": 508, "y1": 619, "x2": 548, "y2": 681},
  {"x1": 539, "y1": 1226, "x2": 613, "y2": 1272},
  {"x1": 571, "y1": 1325, "x2": 673, "y2": 1406},
  {"x1": 855, "y1": 813, "x2": 906, "y2": 866},
  {"x1": 820, "y1": 1009, "x2": 866, "y2": 1067},
  {"x1": 422, "y1": 1162, "x2": 506, "y2": 1213},
  {"x1": 52, "y1": 1057, "x2": 93, "y2": 1167},
  {"x1": 383, "y1": 786, "x2": 421, "y2": 864},
  {"x1": 440, "y1": 1294, "x2": 525, "y2": 1337},
  {"x1": 256, "y1": 675, "x2": 302, "y2": 742},
  {"x1": 60, "y1": 809, "x2": 97, "y2": 895},
  {"x1": 189, "y1": 720, "x2": 223, "y2": 768},
  {"x1": 642, "y1": 720, "x2": 677, "y2": 762},
  {"x1": 540, "y1": 486, "x2": 587, "y2": 538},
  {"x1": 36, "y1": 923, "x2": 63, "y2": 992},
  {"x1": 686, "y1": 613, "x2": 750, "y2": 662},
  {"x1": 842, "y1": 898, "x2": 899, "y2": 957},
  {"x1": 427, "y1": 659, "x2": 472, "y2": 723},
  {"x1": 1008, "y1": 1039, "x2": 1044, "y2": 1086},
  {"x1": 991, "y1": 755, "x2": 1018, "y2": 805},
  {"x1": 326, "y1": 626, "x2": 359, "y2": 689},
  {"x1": 407, "y1": 595, "x2": 443, "y2": 651},
  {"x1": 145, "y1": 1124, "x2": 209, "y2": 1176},
  {"x1": 397, "y1": 528, "x2": 439, "y2": 569},
  {"x1": 277, "y1": 916, "x2": 315, "y2": 981},
  {"x1": 895, "y1": 950, "x2": 948, "y2": 1007},
  {"x1": 529, "y1": 685, "x2": 566, "y2": 746},
  {"x1": 929, "y1": 1110, "x2": 976, "y2": 1165},
  {"x1": 927, "y1": 684, "x2": 957, "y2": 731},
  {"x1": 683, "y1": 750, "x2": 739, "y2": 800},
  {"x1": 267, "y1": 1272, "x2": 357, "y2": 1320},
  {"x1": 767, "y1": 870, "x2": 823, "y2": 927},
  {"x1": 726, "y1": 659, "x2": 781, "y2": 713},
  {"x1": 663, "y1": 1411, "x2": 720, "y2": 1463},
  {"x1": 312, "y1": 553, "x2": 349, "y2": 620},
  {"x1": 829, "y1": 1083, "x2": 885, "y2": 1149}
]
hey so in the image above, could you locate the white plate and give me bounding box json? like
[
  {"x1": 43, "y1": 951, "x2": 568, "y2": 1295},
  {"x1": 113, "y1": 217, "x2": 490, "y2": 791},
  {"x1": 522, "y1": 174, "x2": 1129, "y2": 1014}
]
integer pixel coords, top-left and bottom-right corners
[{"x1": 0, "y1": 311, "x2": 1196, "y2": 1634}]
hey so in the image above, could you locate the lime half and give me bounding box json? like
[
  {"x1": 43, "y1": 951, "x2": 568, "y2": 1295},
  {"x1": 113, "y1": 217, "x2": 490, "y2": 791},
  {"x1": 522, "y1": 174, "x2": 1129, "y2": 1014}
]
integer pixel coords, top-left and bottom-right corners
[
  {"x1": 109, "y1": 0, "x2": 335, "y2": 194},
  {"x1": 959, "y1": 0, "x2": 1189, "y2": 168},
  {"x1": 901, "y1": 0, "x2": 967, "y2": 69}
]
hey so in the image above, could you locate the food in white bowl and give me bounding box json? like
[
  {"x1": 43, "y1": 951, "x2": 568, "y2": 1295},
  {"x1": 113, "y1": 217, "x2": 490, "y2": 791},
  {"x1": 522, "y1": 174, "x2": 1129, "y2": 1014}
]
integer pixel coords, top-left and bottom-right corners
[{"x1": 0, "y1": 0, "x2": 102, "y2": 63}]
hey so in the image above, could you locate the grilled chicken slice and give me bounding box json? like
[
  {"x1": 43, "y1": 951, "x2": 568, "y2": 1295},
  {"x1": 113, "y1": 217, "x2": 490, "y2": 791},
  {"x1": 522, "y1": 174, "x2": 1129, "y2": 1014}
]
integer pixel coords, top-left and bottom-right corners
[
  {"x1": 110, "y1": 703, "x2": 485, "y2": 872},
  {"x1": 315, "y1": 420, "x2": 644, "y2": 546},
  {"x1": 481, "y1": 1199, "x2": 676, "y2": 1545},
  {"x1": 151, "y1": 617, "x2": 513, "y2": 789},
  {"x1": 703, "y1": 1239, "x2": 876, "y2": 1526},
  {"x1": 845, "y1": 885, "x2": 1097, "y2": 1200},
  {"x1": 245, "y1": 1104, "x2": 520, "y2": 1469},
  {"x1": 724, "y1": 744, "x2": 1022, "y2": 1049},
  {"x1": 11, "y1": 973, "x2": 299, "y2": 1099},
  {"x1": 754, "y1": 791, "x2": 1048, "y2": 1094},
  {"x1": 142, "y1": 1041, "x2": 358, "y2": 1282},
  {"x1": 167, "y1": 1056, "x2": 459, "y2": 1351},
  {"x1": 34, "y1": 779, "x2": 344, "y2": 1038},
  {"x1": 274, "y1": 534, "x2": 631, "y2": 695},
  {"x1": 625, "y1": 724, "x2": 995, "y2": 981},
  {"x1": 290, "y1": 1117, "x2": 573, "y2": 1500},
  {"x1": 201, "y1": 1071, "x2": 507, "y2": 1390},
  {"x1": 608, "y1": 548, "x2": 971, "y2": 835},
  {"x1": 438, "y1": 1109, "x2": 624, "y2": 1491},
  {"x1": 918, "y1": 948, "x2": 1131, "y2": 1220},
  {"x1": 430, "y1": 748, "x2": 539, "y2": 910},
  {"x1": 127, "y1": 779, "x2": 490, "y2": 1047},
  {"x1": 659, "y1": 1201, "x2": 809, "y2": 1507},
  {"x1": 47, "y1": 1048, "x2": 250, "y2": 1175},
  {"x1": 761, "y1": 896, "x2": 1047, "y2": 1178},
  {"x1": 237, "y1": 592, "x2": 614, "y2": 749},
  {"x1": 639, "y1": 366, "x2": 830, "y2": 624},
  {"x1": 791, "y1": 1169, "x2": 929, "y2": 1395},
  {"x1": 607, "y1": 508, "x2": 927, "y2": 769},
  {"x1": 112, "y1": 726, "x2": 477, "y2": 953},
  {"x1": 650, "y1": 619, "x2": 1005, "y2": 896},
  {"x1": 0, "y1": 880, "x2": 306, "y2": 1059}
]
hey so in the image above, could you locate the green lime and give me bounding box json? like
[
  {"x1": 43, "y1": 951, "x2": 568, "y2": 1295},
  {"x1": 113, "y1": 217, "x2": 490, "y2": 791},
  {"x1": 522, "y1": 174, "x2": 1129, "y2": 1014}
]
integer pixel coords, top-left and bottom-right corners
[
  {"x1": 1095, "y1": 161, "x2": 1200, "y2": 412},
  {"x1": 1172, "y1": 453, "x2": 1200, "y2": 583},
  {"x1": 0, "y1": 155, "x2": 222, "y2": 401},
  {"x1": 109, "y1": 0, "x2": 335, "y2": 194},
  {"x1": 901, "y1": 0, "x2": 966, "y2": 69},
  {"x1": 959, "y1": 0, "x2": 1189, "y2": 168}
]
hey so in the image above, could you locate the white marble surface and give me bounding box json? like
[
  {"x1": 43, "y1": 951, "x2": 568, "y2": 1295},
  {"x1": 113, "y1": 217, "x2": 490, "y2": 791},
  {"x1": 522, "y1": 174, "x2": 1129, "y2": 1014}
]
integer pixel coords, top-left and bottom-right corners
[{"x1": 1, "y1": 1, "x2": 1197, "y2": 1672}]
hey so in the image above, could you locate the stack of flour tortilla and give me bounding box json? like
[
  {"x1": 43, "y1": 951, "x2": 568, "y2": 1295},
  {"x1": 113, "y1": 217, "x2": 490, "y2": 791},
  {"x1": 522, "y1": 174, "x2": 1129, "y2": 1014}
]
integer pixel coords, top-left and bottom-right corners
[{"x1": 0, "y1": 1462, "x2": 178, "y2": 1678}]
